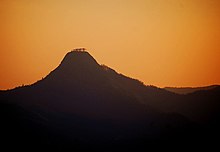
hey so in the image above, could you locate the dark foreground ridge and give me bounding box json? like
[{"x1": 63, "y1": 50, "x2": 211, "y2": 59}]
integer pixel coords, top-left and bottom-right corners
[{"x1": 0, "y1": 49, "x2": 220, "y2": 151}]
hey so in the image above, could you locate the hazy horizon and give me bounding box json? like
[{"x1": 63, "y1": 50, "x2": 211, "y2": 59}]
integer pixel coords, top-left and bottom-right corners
[{"x1": 1, "y1": 0, "x2": 220, "y2": 89}]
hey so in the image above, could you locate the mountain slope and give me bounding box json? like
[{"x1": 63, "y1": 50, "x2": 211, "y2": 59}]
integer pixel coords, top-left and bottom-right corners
[
  {"x1": 4, "y1": 51, "x2": 157, "y2": 121},
  {"x1": 0, "y1": 49, "x2": 219, "y2": 150}
]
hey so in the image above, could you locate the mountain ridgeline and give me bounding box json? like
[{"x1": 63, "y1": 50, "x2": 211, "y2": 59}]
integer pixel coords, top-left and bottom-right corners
[
  {"x1": 0, "y1": 50, "x2": 220, "y2": 150},
  {"x1": 164, "y1": 85, "x2": 219, "y2": 94}
]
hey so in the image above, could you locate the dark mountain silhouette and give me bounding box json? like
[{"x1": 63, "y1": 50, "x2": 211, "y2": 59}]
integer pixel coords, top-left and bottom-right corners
[
  {"x1": 164, "y1": 85, "x2": 219, "y2": 94},
  {"x1": 0, "y1": 49, "x2": 220, "y2": 150}
]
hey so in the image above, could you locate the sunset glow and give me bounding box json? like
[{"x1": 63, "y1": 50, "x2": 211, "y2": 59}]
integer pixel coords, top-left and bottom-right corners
[{"x1": 0, "y1": 0, "x2": 219, "y2": 89}]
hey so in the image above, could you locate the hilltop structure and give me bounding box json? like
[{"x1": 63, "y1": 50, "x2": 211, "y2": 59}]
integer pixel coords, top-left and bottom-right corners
[{"x1": 72, "y1": 48, "x2": 86, "y2": 52}]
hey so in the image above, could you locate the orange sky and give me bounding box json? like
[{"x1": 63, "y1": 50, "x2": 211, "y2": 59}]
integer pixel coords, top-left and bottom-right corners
[{"x1": 0, "y1": 0, "x2": 220, "y2": 90}]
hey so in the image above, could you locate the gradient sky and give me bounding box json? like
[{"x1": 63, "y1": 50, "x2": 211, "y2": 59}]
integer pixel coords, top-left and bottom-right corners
[{"x1": 0, "y1": 0, "x2": 219, "y2": 90}]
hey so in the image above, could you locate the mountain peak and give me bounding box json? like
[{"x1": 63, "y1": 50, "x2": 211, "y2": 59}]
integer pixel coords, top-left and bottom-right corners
[
  {"x1": 65, "y1": 48, "x2": 89, "y2": 58},
  {"x1": 60, "y1": 48, "x2": 99, "y2": 68},
  {"x1": 36, "y1": 48, "x2": 103, "y2": 88},
  {"x1": 42, "y1": 48, "x2": 102, "y2": 84}
]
